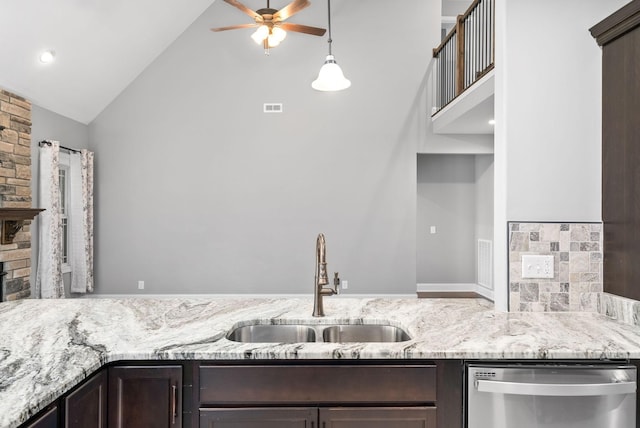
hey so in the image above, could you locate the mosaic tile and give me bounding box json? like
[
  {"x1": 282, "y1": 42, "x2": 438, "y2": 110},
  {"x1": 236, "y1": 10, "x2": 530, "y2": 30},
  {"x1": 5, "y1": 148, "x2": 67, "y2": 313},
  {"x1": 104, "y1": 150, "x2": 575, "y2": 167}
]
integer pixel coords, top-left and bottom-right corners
[
  {"x1": 570, "y1": 252, "x2": 589, "y2": 272},
  {"x1": 580, "y1": 293, "x2": 598, "y2": 312},
  {"x1": 559, "y1": 231, "x2": 571, "y2": 251},
  {"x1": 540, "y1": 224, "x2": 561, "y2": 241},
  {"x1": 521, "y1": 283, "x2": 539, "y2": 302},
  {"x1": 508, "y1": 222, "x2": 603, "y2": 313},
  {"x1": 509, "y1": 232, "x2": 529, "y2": 251},
  {"x1": 570, "y1": 225, "x2": 591, "y2": 241},
  {"x1": 550, "y1": 293, "x2": 570, "y2": 311},
  {"x1": 580, "y1": 242, "x2": 600, "y2": 252},
  {"x1": 580, "y1": 272, "x2": 599, "y2": 282},
  {"x1": 530, "y1": 242, "x2": 551, "y2": 252}
]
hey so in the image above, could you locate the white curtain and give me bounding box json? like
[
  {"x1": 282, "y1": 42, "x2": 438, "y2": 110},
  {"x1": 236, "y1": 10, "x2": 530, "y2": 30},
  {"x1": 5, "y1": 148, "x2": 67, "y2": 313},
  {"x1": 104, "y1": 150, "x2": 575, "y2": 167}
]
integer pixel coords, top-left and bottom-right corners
[
  {"x1": 69, "y1": 150, "x2": 94, "y2": 293},
  {"x1": 35, "y1": 142, "x2": 63, "y2": 298}
]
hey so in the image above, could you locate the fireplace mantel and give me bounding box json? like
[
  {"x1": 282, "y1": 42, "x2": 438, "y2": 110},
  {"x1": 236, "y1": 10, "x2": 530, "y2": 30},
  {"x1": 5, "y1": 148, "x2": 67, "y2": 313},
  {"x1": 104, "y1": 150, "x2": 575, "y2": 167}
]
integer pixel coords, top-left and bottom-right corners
[{"x1": 0, "y1": 208, "x2": 45, "y2": 244}]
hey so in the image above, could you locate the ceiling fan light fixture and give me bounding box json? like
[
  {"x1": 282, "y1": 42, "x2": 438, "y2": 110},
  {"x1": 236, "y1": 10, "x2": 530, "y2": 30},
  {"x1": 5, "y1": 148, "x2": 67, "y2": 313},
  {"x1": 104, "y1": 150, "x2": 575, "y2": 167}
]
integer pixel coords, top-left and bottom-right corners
[
  {"x1": 251, "y1": 25, "x2": 270, "y2": 44},
  {"x1": 312, "y1": 55, "x2": 351, "y2": 91},
  {"x1": 267, "y1": 34, "x2": 281, "y2": 47},
  {"x1": 271, "y1": 27, "x2": 287, "y2": 42}
]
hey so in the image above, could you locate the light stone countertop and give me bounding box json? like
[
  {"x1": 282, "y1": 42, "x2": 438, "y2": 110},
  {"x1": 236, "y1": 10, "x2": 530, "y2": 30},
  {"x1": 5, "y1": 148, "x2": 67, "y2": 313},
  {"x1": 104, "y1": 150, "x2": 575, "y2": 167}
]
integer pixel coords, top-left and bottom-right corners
[{"x1": 3, "y1": 296, "x2": 640, "y2": 427}]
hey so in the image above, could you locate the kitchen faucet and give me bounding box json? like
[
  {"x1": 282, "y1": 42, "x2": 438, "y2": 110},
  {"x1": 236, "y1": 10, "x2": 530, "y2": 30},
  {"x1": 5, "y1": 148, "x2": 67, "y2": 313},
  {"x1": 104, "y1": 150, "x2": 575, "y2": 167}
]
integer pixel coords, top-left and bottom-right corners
[{"x1": 313, "y1": 233, "x2": 340, "y2": 317}]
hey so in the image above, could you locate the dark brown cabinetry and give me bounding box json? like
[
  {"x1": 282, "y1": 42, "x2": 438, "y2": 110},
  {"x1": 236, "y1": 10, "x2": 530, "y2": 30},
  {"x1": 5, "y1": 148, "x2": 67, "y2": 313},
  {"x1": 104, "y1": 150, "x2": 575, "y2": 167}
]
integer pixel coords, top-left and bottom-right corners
[
  {"x1": 198, "y1": 362, "x2": 441, "y2": 428},
  {"x1": 24, "y1": 406, "x2": 58, "y2": 428},
  {"x1": 200, "y1": 407, "x2": 436, "y2": 428},
  {"x1": 590, "y1": 1, "x2": 640, "y2": 300},
  {"x1": 20, "y1": 360, "x2": 461, "y2": 428},
  {"x1": 64, "y1": 370, "x2": 107, "y2": 428},
  {"x1": 108, "y1": 365, "x2": 182, "y2": 428},
  {"x1": 200, "y1": 408, "x2": 317, "y2": 427},
  {"x1": 320, "y1": 407, "x2": 436, "y2": 428}
]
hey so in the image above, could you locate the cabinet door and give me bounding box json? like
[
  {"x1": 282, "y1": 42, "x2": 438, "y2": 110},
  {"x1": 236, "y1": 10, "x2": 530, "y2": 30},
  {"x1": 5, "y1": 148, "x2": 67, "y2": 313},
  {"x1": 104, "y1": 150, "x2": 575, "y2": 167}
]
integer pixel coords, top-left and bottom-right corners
[
  {"x1": 25, "y1": 406, "x2": 58, "y2": 428},
  {"x1": 319, "y1": 407, "x2": 436, "y2": 428},
  {"x1": 109, "y1": 365, "x2": 182, "y2": 428},
  {"x1": 65, "y1": 370, "x2": 107, "y2": 428},
  {"x1": 200, "y1": 408, "x2": 316, "y2": 428}
]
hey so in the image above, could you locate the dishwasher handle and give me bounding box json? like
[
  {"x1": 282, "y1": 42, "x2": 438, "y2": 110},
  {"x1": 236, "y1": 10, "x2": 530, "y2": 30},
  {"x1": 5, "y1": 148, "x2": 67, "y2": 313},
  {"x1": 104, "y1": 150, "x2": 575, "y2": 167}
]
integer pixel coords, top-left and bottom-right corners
[{"x1": 475, "y1": 379, "x2": 636, "y2": 397}]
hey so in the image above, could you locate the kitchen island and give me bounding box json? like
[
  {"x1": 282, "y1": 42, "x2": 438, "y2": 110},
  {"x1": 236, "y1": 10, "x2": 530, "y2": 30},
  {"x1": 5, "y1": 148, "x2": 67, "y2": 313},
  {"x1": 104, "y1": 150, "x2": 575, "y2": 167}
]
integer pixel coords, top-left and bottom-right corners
[{"x1": 3, "y1": 296, "x2": 640, "y2": 427}]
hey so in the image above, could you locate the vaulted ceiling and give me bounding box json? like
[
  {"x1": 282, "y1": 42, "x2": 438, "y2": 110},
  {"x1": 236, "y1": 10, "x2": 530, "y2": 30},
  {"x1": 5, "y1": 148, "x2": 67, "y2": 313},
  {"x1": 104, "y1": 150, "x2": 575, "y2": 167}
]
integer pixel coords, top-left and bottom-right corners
[
  {"x1": 0, "y1": 0, "x2": 216, "y2": 124},
  {"x1": 1, "y1": 0, "x2": 470, "y2": 126}
]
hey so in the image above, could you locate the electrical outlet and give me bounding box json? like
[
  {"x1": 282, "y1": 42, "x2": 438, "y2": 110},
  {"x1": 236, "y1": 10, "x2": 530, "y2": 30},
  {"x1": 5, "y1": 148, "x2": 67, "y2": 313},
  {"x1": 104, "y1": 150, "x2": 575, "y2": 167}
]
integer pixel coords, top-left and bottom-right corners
[
  {"x1": 138, "y1": 280, "x2": 144, "y2": 290},
  {"x1": 430, "y1": 226, "x2": 437, "y2": 234},
  {"x1": 342, "y1": 280, "x2": 348, "y2": 290},
  {"x1": 521, "y1": 255, "x2": 554, "y2": 279}
]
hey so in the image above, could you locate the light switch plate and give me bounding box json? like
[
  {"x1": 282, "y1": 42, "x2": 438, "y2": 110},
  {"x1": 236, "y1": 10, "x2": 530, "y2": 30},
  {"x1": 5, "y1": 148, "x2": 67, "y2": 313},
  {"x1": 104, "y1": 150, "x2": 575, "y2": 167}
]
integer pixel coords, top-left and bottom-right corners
[{"x1": 521, "y1": 255, "x2": 554, "y2": 279}]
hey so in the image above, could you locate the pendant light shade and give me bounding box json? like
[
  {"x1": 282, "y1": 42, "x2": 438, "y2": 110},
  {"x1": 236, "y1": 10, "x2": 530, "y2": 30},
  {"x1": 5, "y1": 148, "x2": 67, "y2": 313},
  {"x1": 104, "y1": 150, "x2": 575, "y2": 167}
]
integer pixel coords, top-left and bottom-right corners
[
  {"x1": 312, "y1": 55, "x2": 351, "y2": 91},
  {"x1": 312, "y1": 0, "x2": 350, "y2": 92}
]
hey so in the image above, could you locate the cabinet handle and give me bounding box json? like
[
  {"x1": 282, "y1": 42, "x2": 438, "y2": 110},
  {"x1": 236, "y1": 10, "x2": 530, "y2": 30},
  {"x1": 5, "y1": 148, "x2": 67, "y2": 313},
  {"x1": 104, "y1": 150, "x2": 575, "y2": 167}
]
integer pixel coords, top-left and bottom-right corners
[{"x1": 171, "y1": 384, "x2": 177, "y2": 424}]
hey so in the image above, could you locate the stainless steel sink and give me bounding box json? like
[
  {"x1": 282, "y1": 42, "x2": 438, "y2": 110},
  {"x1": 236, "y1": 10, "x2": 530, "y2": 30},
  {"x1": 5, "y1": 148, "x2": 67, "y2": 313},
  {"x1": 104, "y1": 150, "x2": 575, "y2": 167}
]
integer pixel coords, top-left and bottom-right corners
[
  {"x1": 226, "y1": 323, "x2": 411, "y2": 343},
  {"x1": 226, "y1": 325, "x2": 316, "y2": 343},
  {"x1": 322, "y1": 325, "x2": 411, "y2": 343}
]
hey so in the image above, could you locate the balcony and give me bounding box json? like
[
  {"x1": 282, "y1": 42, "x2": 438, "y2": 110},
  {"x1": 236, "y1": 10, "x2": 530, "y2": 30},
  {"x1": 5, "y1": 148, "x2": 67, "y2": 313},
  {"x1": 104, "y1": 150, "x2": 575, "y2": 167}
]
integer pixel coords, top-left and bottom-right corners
[{"x1": 432, "y1": 0, "x2": 494, "y2": 134}]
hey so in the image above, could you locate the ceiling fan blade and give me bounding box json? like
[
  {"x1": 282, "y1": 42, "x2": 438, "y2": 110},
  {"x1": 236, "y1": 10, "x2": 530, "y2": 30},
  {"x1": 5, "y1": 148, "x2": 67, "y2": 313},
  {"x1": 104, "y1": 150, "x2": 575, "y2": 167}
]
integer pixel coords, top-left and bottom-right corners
[
  {"x1": 223, "y1": 0, "x2": 261, "y2": 20},
  {"x1": 211, "y1": 23, "x2": 258, "y2": 32},
  {"x1": 279, "y1": 22, "x2": 326, "y2": 36},
  {"x1": 274, "y1": 0, "x2": 311, "y2": 21}
]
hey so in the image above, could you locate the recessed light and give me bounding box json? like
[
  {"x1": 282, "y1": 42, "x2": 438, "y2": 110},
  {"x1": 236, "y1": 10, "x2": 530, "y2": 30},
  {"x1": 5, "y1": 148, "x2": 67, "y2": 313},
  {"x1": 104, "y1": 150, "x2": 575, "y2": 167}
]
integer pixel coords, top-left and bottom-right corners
[
  {"x1": 488, "y1": 119, "x2": 495, "y2": 125},
  {"x1": 39, "y1": 50, "x2": 56, "y2": 64}
]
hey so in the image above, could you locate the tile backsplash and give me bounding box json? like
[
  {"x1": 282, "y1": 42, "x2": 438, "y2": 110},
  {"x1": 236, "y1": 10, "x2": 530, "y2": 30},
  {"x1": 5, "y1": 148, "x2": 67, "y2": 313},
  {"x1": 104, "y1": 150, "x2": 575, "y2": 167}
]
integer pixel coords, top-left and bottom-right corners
[{"x1": 508, "y1": 222, "x2": 602, "y2": 312}]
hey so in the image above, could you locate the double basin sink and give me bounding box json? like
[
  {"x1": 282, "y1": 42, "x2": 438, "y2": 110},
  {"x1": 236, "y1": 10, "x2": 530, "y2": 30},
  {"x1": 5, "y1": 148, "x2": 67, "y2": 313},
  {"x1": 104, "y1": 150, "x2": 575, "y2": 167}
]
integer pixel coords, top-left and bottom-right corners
[{"x1": 226, "y1": 323, "x2": 411, "y2": 344}]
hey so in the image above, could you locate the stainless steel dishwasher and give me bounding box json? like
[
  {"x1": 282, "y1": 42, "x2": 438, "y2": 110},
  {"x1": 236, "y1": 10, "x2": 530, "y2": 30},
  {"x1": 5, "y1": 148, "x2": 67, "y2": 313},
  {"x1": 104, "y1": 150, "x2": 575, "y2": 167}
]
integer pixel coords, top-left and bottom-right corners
[{"x1": 467, "y1": 363, "x2": 636, "y2": 428}]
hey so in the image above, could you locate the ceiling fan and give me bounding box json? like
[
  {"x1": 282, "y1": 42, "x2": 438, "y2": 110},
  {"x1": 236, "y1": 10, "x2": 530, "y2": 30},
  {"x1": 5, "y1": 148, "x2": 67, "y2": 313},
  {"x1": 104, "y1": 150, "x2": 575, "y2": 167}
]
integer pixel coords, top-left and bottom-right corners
[{"x1": 211, "y1": 0, "x2": 326, "y2": 53}]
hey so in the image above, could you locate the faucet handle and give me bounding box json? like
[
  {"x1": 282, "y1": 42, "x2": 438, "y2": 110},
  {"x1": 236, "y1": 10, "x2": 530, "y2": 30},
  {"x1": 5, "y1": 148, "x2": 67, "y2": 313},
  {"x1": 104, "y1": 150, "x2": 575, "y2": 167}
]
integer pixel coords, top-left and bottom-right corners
[{"x1": 333, "y1": 272, "x2": 340, "y2": 294}]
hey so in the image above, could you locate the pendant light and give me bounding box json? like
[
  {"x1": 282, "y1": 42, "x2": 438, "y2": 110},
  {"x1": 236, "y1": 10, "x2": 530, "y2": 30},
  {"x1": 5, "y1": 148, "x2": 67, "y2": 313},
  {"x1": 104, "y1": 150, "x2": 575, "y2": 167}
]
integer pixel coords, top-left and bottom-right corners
[{"x1": 311, "y1": 0, "x2": 351, "y2": 91}]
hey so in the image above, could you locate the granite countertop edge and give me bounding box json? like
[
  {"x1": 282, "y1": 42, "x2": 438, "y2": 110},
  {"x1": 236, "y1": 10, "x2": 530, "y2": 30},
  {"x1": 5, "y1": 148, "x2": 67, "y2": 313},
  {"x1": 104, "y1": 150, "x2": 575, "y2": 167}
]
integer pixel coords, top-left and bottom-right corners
[{"x1": 3, "y1": 296, "x2": 640, "y2": 427}]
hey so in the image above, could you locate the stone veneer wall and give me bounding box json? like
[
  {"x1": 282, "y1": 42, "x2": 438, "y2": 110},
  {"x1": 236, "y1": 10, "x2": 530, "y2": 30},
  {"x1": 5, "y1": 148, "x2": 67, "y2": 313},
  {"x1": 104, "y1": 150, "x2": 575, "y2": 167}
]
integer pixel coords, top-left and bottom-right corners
[
  {"x1": 509, "y1": 222, "x2": 603, "y2": 312},
  {"x1": 0, "y1": 89, "x2": 34, "y2": 300}
]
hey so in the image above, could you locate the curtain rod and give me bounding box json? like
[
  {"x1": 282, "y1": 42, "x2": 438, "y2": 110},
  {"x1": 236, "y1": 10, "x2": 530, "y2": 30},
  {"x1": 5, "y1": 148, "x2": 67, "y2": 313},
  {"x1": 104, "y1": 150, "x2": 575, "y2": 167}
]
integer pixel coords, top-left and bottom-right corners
[{"x1": 38, "y1": 140, "x2": 82, "y2": 154}]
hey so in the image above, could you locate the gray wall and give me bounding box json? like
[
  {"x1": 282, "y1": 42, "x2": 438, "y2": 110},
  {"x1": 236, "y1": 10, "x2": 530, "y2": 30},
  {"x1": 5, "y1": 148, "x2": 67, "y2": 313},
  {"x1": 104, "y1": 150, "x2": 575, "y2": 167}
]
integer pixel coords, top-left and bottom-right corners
[
  {"x1": 417, "y1": 154, "x2": 493, "y2": 284},
  {"x1": 491, "y1": 0, "x2": 628, "y2": 310},
  {"x1": 88, "y1": 0, "x2": 434, "y2": 295},
  {"x1": 30, "y1": 105, "x2": 90, "y2": 296}
]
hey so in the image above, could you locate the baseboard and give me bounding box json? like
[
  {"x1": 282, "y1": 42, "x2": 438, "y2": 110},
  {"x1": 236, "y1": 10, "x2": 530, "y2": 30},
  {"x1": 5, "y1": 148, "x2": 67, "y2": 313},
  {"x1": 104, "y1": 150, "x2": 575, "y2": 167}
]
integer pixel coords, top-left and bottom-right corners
[{"x1": 416, "y1": 283, "x2": 494, "y2": 300}]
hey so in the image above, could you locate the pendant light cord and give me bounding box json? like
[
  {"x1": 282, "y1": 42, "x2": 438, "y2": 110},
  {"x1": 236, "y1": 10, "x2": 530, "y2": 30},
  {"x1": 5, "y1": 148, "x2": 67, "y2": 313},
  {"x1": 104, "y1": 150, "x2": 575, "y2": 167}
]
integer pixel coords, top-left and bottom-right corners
[{"x1": 327, "y1": 0, "x2": 333, "y2": 55}]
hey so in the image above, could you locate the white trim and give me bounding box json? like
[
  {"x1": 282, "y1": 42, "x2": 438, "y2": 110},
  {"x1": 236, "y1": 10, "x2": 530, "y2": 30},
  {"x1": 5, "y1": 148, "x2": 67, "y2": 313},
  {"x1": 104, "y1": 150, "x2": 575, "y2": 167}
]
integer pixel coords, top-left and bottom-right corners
[
  {"x1": 80, "y1": 293, "x2": 417, "y2": 299},
  {"x1": 431, "y1": 69, "x2": 495, "y2": 134},
  {"x1": 417, "y1": 283, "x2": 494, "y2": 300},
  {"x1": 59, "y1": 154, "x2": 71, "y2": 270}
]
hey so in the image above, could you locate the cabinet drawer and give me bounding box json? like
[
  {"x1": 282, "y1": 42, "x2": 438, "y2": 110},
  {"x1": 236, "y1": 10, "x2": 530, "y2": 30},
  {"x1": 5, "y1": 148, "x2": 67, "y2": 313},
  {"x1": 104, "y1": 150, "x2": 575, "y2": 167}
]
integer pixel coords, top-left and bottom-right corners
[
  {"x1": 200, "y1": 364, "x2": 436, "y2": 405},
  {"x1": 200, "y1": 407, "x2": 316, "y2": 428}
]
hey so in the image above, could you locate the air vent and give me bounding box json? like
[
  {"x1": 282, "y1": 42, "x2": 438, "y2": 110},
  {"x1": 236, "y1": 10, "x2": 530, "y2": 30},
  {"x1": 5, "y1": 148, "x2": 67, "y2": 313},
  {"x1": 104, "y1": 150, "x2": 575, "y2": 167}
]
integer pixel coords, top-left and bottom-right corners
[
  {"x1": 263, "y1": 103, "x2": 283, "y2": 113},
  {"x1": 477, "y1": 239, "x2": 493, "y2": 289},
  {"x1": 474, "y1": 371, "x2": 496, "y2": 379}
]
